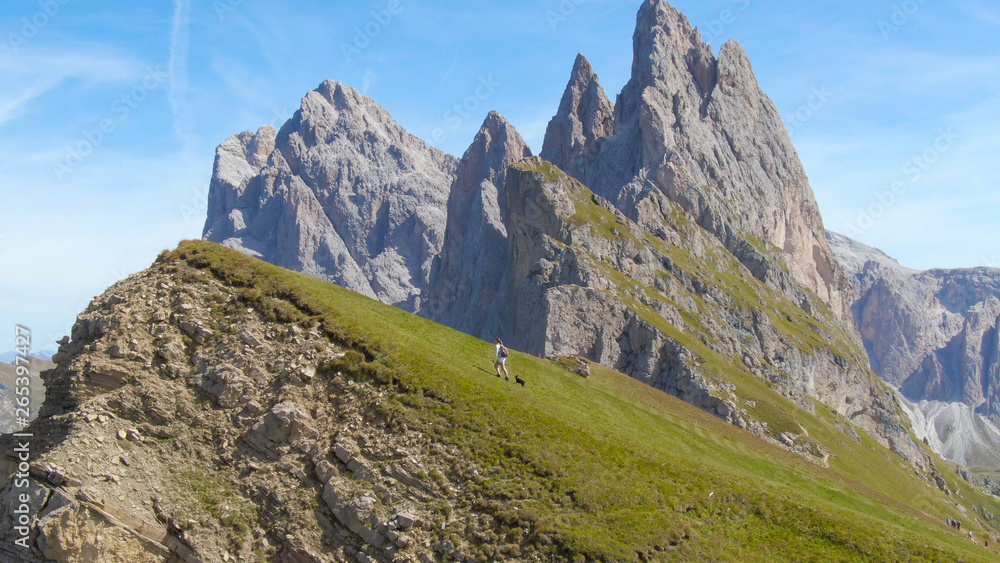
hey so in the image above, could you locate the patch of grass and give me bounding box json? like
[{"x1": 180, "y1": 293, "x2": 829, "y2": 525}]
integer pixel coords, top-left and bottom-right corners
[
  {"x1": 158, "y1": 241, "x2": 1000, "y2": 562},
  {"x1": 173, "y1": 468, "x2": 258, "y2": 535}
]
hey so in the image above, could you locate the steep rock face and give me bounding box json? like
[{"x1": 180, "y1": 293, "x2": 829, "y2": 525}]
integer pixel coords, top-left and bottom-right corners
[
  {"x1": 829, "y1": 232, "x2": 1000, "y2": 419},
  {"x1": 499, "y1": 159, "x2": 926, "y2": 466},
  {"x1": 551, "y1": 0, "x2": 851, "y2": 319},
  {"x1": 198, "y1": 1, "x2": 925, "y2": 468},
  {"x1": 0, "y1": 257, "x2": 571, "y2": 562},
  {"x1": 203, "y1": 80, "x2": 458, "y2": 311},
  {"x1": 425, "y1": 112, "x2": 531, "y2": 337},
  {"x1": 540, "y1": 53, "x2": 615, "y2": 183}
]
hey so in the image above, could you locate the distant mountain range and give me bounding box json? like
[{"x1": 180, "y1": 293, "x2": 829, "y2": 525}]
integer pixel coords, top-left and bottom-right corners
[
  {"x1": 830, "y1": 231, "x2": 1000, "y2": 467},
  {"x1": 4, "y1": 1, "x2": 1000, "y2": 560},
  {"x1": 202, "y1": 0, "x2": 926, "y2": 466},
  {"x1": 0, "y1": 351, "x2": 55, "y2": 364}
]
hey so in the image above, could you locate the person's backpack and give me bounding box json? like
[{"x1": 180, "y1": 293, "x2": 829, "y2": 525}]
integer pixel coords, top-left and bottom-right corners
[{"x1": 499, "y1": 345, "x2": 510, "y2": 358}]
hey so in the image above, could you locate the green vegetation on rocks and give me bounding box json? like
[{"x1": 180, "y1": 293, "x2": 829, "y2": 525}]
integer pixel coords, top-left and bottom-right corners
[{"x1": 160, "y1": 240, "x2": 1000, "y2": 561}]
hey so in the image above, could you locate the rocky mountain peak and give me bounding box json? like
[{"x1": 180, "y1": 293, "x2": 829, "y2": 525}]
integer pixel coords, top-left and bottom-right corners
[
  {"x1": 204, "y1": 79, "x2": 458, "y2": 313},
  {"x1": 456, "y1": 111, "x2": 532, "y2": 210},
  {"x1": 624, "y1": 0, "x2": 716, "y2": 113},
  {"x1": 541, "y1": 53, "x2": 615, "y2": 183},
  {"x1": 424, "y1": 112, "x2": 530, "y2": 336},
  {"x1": 568, "y1": 0, "x2": 854, "y2": 320}
]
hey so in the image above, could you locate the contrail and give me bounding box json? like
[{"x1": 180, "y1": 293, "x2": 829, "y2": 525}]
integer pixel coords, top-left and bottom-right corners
[{"x1": 168, "y1": 0, "x2": 195, "y2": 154}]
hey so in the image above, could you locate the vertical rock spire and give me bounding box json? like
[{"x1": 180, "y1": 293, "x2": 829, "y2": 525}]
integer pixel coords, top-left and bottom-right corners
[
  {"x1": 425, "y1": 111, "x2": 531, "y2": 338},
  {"x1": 548, "y1": 0, "x2": 853, "y2": 320},
  {"x1": 540, "y1": 53, "x2": 615, "y2": 184}
]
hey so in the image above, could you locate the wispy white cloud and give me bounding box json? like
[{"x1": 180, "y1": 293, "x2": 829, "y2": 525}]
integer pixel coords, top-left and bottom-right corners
[
  {"x1": 0, "y1": 46, "x2": 150, "y2": 129},
  {"x1": 0, "y1": 79, "x2": 59, "y2": 125},
  {"x1": 169, "y1": 0, "x2": 197, "y2": 155}
]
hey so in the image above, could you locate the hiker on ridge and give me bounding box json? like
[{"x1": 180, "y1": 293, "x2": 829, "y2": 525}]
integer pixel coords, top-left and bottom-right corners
[{"x1": 494, "y1": 338, "x2": 510, "y2": 381}]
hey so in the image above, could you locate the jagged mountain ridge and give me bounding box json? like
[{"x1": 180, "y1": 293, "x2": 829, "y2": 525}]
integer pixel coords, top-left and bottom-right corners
[
  {"x1": 204, "y1": 0, "x2": 924, "y2": 463},
  {"x1": 829, "y1": 231, "x2": 1000, "y2": 467},
  {"x1": 204, "y1": 80, "x2": 458, "y2": 312},
  {"x1": 542, "y1": 0, "x2": 852, "y2": 321},
  {"x1": 2, "y1": 241, "x2": 998, "y2": 561},
  {"x1": 829, "y1": 232, "x2": 1000, "y2": 413}
]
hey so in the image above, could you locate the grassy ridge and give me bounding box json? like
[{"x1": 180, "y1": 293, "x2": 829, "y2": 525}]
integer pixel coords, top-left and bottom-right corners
[{"x1": 168, "y1": 241, "x2": 998, "y2": 561}]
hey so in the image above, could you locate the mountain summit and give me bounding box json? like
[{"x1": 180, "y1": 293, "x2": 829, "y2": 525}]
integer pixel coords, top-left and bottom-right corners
[
  {"x1": 204, "y1": 1, "x2": 923, "y2": 466},
  {"x1": 204, "y1": 80, "x2": 458, "y2": 312},
  {"x1": 547, "y1": 0, "x2": 850, "y2": 320},
  {"x1": 540, "y1": 53, "x2": 615, "y2": 182}
]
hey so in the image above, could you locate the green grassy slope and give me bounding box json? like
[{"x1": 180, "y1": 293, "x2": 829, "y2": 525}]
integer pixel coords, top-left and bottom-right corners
[{"x1": 169, "y1": 241, "x2": 999, "y2": 562}]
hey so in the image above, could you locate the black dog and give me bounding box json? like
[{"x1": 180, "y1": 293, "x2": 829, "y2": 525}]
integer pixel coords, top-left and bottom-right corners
[{"x1": 514, "y1": 376, "x2": 526, "y2": 387}]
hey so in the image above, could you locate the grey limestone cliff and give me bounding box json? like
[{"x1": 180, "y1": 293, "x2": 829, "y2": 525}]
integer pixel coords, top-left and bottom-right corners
[
  {"x1": 203, "y1": 80, "x2": 458, "y2": 312},
  {"x1": 425, "y1": 112, "x2": 532, "y2": 337},
  {"x1": 542, "y1": 0, "x2": 851, "y2": 321},
  {"x1": 497, "y1": 158, "x2": 925, "y2": 466},
  {"x1": 829, "y1": 231, "x2": 1000, "y2": 467},
  {"x1": 830, "y1": 232, "x2": 1000, "y2": 419},
  {"x1": 540, "y1": 53, "x2": 615, "y2": 184}
]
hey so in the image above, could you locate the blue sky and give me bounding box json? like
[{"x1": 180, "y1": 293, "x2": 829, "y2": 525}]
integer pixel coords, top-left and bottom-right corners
[{"x1": 1, "y1": 0, "x2": 998, "y2": 352}]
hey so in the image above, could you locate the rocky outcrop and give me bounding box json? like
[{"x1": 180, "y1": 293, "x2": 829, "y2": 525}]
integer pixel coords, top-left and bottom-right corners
[
  {"x1": 203, "y1": 80, "x2": 458, "y2": 312},
  {"x1": 497, "y1": 158, "x2": 926, "y2": 466},
  {"x1": 198, "y1": 1, "x2": 925, "y2": 468},
  {"x1": 0, "y1": 258, "x2": 545, "y2": 562},
  {"x1": 829, "y1": 231, "x2": 1000, "y2": 465},
  {"x1": 425, "y1": 112, "x2": 531, "y2": 337},
  {"x1": 548, "y1": 0, "x2": 852, "y2": 320},
  {"x1": 540, "y1": 53, "x2": 615, "y2": 183}
]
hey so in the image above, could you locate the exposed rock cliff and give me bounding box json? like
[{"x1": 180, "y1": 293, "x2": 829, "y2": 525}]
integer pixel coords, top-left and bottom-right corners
[
  {"x1": 830, "y1": 232, "x2": 1000, "y2": 413},
  {"x1": 425, "y1": 112, "x2": 531, "y2": 336},
  {"x1": 204, "y1": 80, "x2": 458, "y2": 312},
  {"x1": 829, "y1": 231, "x2": 1000, "y2": 466},
  {"x1": 543, "y1": 0, "x2": 851, "y2": 320},
  {"x1": 498, "y1": 158, "x2": 925, "y2": 466}
]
